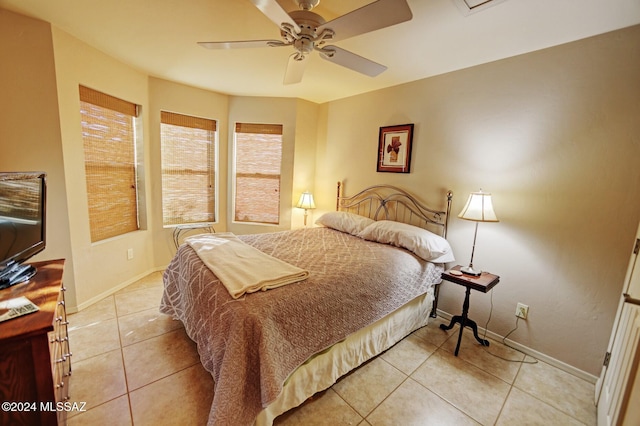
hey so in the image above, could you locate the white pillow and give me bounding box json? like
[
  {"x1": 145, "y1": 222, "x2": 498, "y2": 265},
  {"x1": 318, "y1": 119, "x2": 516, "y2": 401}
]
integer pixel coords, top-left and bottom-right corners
[
  {"x1": 315, "y1": 211, "x2": 375, "y2": 236},
  {"x1": 358, "y1": 220, "x2": 455, "y2": 263}
]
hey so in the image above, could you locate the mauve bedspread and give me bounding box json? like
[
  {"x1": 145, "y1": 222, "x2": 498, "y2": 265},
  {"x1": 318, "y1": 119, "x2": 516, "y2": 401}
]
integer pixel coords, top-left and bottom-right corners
[{"x1": 160, "y1": 227, "x2": 443, "y2": 425}]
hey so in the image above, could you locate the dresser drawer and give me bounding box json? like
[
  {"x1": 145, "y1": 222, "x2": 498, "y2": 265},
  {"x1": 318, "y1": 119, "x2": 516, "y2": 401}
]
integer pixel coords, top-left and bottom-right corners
[
  {"x1": 0, "y1": 259, "x2": 68, "y2": 426},
  {"x1": 50, "y1": 284, "x2": 72, "y2": 423}
]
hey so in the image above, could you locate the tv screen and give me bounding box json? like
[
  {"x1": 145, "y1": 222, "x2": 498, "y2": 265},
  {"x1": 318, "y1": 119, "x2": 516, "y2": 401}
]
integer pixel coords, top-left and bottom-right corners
[{"x1": 0, "y1": 172, "x2": 46, "y2": 283}]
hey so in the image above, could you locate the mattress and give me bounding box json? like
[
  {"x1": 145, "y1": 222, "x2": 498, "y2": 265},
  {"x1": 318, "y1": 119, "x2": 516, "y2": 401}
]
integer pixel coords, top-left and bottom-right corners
[{"x1": 160, "y1": 227, "x2": 443, "y2": 425}]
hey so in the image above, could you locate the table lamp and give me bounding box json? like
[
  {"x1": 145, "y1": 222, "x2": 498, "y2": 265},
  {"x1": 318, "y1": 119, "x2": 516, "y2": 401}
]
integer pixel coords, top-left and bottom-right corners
[
  {"x1": 458, "y1": 189, "x2": 498, "y2": 276},
  {"x1": 296, "y1": 191, "x2": 316, "y2": 226}
]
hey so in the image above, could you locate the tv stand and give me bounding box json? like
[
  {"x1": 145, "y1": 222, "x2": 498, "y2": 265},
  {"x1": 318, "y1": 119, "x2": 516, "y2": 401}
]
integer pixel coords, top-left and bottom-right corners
[{"x1": 0, "y1": 259, "x2": 70, "y2": 426}]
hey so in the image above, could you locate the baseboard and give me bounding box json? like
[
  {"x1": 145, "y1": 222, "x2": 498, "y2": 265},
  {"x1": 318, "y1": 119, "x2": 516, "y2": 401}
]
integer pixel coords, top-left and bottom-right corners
[
  {"x1": 435, "y1": 309, "x2": 598, "y2": 384},
  {"x1": 68, "y1": 273, "x2": 597, "y2": 385},
  {"x1": 68, "y1": 266, "x2": 165, "y2": 313}
]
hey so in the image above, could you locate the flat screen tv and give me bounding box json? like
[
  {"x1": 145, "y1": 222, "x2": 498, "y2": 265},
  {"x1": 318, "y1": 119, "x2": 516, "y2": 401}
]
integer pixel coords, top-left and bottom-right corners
[{"x1": 0, "y1": 172, "x2": 46, "y2": 288}]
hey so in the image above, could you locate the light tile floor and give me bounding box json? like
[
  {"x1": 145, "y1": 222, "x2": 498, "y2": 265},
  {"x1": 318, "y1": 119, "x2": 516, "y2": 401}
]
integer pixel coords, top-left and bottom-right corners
[{"x1": 66, "y1": 271, "x2": 597, "y2": 425}]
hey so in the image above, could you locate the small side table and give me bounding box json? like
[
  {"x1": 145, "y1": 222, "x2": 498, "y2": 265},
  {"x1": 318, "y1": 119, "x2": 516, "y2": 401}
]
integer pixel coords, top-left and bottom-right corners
[{"x1": 440, "y1": 265, "x2": 500, "y2": 356}]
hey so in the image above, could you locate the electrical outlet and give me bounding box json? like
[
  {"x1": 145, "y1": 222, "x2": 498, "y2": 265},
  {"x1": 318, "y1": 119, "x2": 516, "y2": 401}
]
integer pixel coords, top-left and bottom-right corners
[
  {"x1": 127, "y1": 248, "x2": 134, "y2": 260},
  {"x1": 515, "y1": 303, "x2": 529, "y2": 320}
]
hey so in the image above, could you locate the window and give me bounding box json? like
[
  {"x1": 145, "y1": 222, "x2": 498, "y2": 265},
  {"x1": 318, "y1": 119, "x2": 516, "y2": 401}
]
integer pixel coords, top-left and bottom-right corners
[
  {"x1": 160, "y1": 111, "x2": 216, "y2": 226},
  {"x1": 234, "y1": 123, "x2": 283, "y2": 224},
  {"x1": 79, "y1": 86, "x2": 140, "y2": 242}
]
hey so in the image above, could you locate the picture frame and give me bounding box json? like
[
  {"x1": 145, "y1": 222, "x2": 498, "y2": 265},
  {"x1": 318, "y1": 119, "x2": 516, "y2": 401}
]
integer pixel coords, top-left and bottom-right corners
[{"x1": 377, "y1": 123, "x2": 414, "y2": 173}]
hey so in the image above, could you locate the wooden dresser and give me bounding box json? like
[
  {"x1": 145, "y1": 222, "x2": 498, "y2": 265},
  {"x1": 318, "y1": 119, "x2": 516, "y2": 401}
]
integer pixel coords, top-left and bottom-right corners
[{"x1": 0, "y1": 259, "x2": 71, "y2": 426}]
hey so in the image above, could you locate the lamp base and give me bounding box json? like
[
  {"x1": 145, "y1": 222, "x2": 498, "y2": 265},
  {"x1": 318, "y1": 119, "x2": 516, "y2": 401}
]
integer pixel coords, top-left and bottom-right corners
[{"x1": 460, "y1": 265, "x2": 482, "y2": 276}]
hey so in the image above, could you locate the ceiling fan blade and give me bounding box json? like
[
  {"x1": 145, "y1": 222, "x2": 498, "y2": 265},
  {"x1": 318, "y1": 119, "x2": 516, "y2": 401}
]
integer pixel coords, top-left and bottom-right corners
[
  {"x1": 283, "y1": 54, "x2": 308, "y2": 85},
  {"x1": 319, "y1": 46, "x2": 387, "y2": 77},
  {"x1": 250, "y1": 0, "x2": 300, "y2": 33},
  {"x1": 317, "y1": 0, "x2": 412, "y2": 42},
  {"x1": 198, "y1": 40, "x2": 284, "y2": 49}
]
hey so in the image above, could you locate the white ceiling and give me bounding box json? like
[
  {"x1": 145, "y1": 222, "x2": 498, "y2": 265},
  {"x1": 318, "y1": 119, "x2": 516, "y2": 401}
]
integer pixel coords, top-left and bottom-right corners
[{"x1": 1, "y1": 0, "x2": 639, "y2": 104}]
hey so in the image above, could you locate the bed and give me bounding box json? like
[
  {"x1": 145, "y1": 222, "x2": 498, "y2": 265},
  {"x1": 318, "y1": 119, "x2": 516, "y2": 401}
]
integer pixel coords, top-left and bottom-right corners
[{"x1": 160, "y1": 183, "x2": 453, "y2": 425}]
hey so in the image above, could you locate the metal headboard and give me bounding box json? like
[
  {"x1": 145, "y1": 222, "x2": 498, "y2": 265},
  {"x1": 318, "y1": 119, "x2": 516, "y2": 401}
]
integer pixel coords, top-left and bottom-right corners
[{"x1": 336, "y1": 182, "x2": 453, "y2": 238}]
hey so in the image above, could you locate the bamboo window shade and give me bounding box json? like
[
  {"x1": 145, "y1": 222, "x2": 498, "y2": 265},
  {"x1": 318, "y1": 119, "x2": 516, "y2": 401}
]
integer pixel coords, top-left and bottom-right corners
[
  {"x1": 234, "y1": 123, "x2": 283, "y2": 224},
  {"x1": 160, "y1": 111, "x2": 216, "y2": 226},
  {"x1": 79, "y1": 85, "x2": 139, "y2": 242}
]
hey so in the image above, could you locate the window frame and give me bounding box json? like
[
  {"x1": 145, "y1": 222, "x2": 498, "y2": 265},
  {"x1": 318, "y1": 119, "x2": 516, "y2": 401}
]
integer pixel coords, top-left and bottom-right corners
[
  {"x1": 160, "y1": 111, "x2": 218, "y2": 228},
  {"x1": 79, "y1": 85, "x2": 143, "y2": 243},
  {"x1": 232, "y1": 122, "x2": 284, "y2": 226}
]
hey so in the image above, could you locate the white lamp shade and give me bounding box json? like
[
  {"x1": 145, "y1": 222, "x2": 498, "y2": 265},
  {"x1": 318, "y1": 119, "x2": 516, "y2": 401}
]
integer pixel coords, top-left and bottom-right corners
[
  {"x1": 296, "y1": 191, "x2": 316, "y2": 210},
  {"x1": 458, "y1": 191, "x2": 498, "y2": 222}
]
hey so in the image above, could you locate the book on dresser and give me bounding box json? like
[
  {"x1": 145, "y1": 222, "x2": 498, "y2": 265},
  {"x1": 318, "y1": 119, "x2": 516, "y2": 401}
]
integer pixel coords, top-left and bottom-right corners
[
  {"x1": 0, "y1": 296, "x2": 39, "y2": 322},
  {"x1": 0, "y1": 259, "x2": 71, "y2": 426}
]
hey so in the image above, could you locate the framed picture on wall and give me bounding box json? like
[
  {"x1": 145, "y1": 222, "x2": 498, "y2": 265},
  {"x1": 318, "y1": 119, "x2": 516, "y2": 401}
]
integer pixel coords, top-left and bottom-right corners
[{"x1": 377, "y1": 123, "x2": 414, "y2": 173}]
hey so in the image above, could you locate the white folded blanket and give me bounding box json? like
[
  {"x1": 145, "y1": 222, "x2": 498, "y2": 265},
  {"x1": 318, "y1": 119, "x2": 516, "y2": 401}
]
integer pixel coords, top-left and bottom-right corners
[{"x1": 185, "y1": 233, "x2": 309, "y2": 299}]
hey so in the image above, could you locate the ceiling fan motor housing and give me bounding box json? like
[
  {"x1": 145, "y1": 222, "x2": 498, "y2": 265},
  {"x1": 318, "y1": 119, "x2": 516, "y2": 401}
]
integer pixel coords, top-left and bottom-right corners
[
  {"x1": 284, "y1": 10, "x2": 328, "y2": 59},
  {"x1": 287, "y1": 10, "x2": 325, "y2": 31}
]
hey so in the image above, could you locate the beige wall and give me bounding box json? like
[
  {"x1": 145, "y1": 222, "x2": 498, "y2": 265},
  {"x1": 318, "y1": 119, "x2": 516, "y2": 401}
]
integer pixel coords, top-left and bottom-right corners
[
  {"x1": 227, "y1": 96, "x2": 318, "y2": 234},
  {"x1": 0, "y1": 9, "x2": 76, "y2": 306},
  {"x1": 148, "y1": 77, "x2": 230, "y2": 266},
  {"x1": 1, "y1": 8, "x2": 319, "y2": 308},
  {"x1": 3, "y1": 7, "x2": 639, "y2": 377},
  {"x1": 292, "y1": 99, "x2": 319, "y2": 228},
  {"x1": 52, "y1": 28, "x2": 156, "y2": 309},
  {"x1": 314, "y1": 25, "x2": 640, "y2": 376}
]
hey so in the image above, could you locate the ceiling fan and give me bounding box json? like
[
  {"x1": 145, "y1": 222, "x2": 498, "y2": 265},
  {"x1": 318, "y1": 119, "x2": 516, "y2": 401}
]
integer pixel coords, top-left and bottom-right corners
[{"x1": 198, "y1": 0, "x2": 413, "y2": 84}]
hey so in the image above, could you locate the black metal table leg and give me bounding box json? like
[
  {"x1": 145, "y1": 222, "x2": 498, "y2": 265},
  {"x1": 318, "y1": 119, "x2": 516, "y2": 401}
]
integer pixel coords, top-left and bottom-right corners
[{"x1": 440, "y1": 286, "x2": 489, "y2": 355}]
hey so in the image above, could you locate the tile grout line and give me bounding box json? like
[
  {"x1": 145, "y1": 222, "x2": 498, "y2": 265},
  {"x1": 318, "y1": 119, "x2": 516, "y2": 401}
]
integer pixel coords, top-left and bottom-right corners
[
  {"x1": 67, "y1": 275, "x2": 595, "y2": 425},
  {"x1": 113, "y1": 293, "x2": 136, "y2": 425}
]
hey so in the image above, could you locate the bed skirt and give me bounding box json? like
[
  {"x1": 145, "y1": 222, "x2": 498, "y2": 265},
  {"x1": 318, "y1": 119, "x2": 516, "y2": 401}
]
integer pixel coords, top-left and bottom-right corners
[{"x1": 255, "y1": 288, "x2": 434, "y2": 425}]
